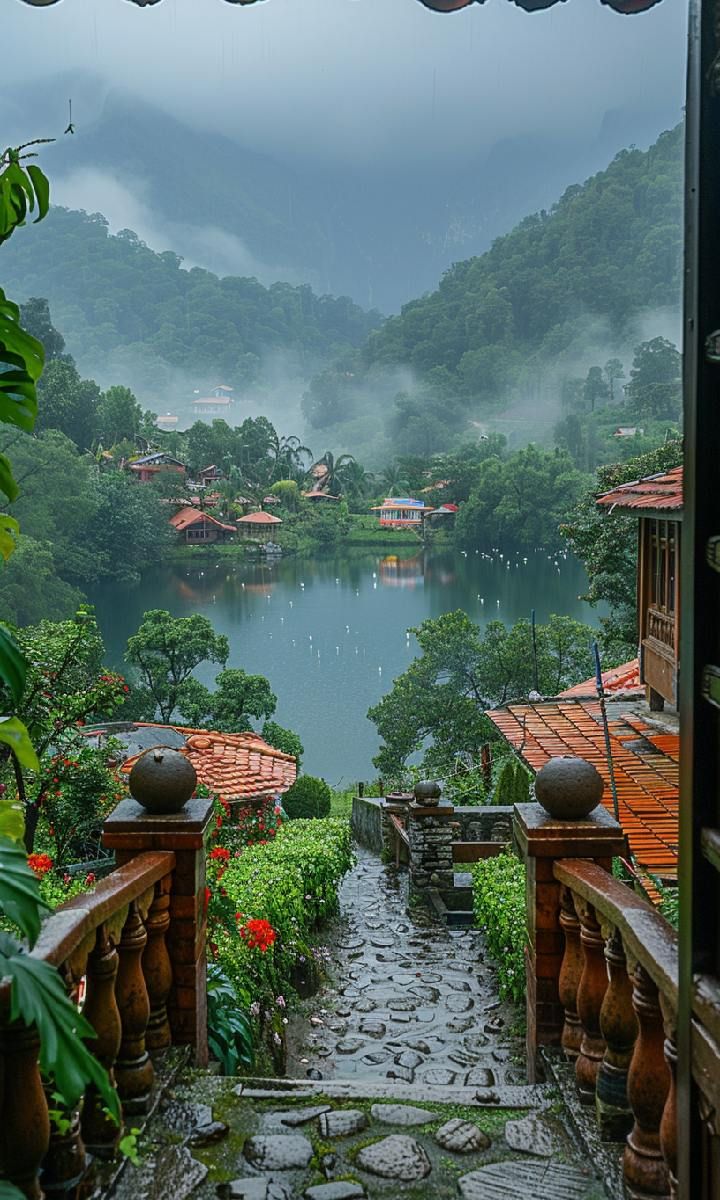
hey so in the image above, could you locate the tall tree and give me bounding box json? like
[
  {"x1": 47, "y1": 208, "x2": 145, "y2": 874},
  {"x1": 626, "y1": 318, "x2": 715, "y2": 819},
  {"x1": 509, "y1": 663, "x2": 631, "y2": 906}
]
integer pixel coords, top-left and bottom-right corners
[{"x1": 125, "y1": 609, "x2": 229, "y2": 723}]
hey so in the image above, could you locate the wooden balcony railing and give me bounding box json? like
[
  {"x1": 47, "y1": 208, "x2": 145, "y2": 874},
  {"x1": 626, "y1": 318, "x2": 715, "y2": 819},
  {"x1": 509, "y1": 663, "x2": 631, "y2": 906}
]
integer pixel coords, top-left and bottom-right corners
[
  {"x1": 0, "y1": 794, "x2": 214, "y2": 1200},
  {"x1": 647, "y1": 607, "x2": 677, "y2": 654},
  {"x1": 554, "y1": 858, "x2": 678, "y2": 1196}
]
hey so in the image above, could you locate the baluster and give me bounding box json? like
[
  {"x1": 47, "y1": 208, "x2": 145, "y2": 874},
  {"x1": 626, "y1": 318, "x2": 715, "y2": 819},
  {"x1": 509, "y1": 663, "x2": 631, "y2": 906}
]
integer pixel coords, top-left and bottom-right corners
[
  {"x1": 0, "y1": 987, "x2": 50, "y2": 1200},
  {"x1": 114, "y1": 902, "x2": 154, "y2": 1113},
  {"x1": 143, "y1": 877, "x2": 173, "y2": 1054},
  {"x1": 41, "y1": 966, "x2": 88, "y2": 1198},
  {"x1": 623, "y1": 964, "x2": 671, "y2": 1199},
  {"x1": 575, "y1": 900, "x2": 608, "y2": 1104},
  {"x1": 596, "y1": 927, "x2": 637, "y2": 1140},
  {"x1": 558, "y1": 886, "x2": 582, "y2": 1059},
  {"x1": 659, "y1": 1024, "x2": 678, "y2": 1199},
  {"x1": 40, "y1": 1095, "x2": 85, "y2": 1200},
  {"x1": 81, "y1": 925, "x2": 122, "y2": 1158}
]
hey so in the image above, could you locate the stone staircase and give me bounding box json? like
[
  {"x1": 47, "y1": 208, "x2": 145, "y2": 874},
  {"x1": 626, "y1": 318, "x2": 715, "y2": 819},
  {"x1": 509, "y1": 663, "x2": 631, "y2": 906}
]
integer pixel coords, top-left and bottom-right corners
[{"x1": 108, "y1": 1071, "x2": 608, "y2": 1200}]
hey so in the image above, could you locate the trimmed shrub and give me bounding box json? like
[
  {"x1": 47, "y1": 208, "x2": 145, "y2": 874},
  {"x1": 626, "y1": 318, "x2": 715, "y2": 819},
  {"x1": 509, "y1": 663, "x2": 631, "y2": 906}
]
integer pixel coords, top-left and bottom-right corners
[
  {"x1": 282, "y1": 775, "x2": 332, "y2": 820},
  {"x1": 472, "y1": 851, "x2": 526, "y2": 1005}
]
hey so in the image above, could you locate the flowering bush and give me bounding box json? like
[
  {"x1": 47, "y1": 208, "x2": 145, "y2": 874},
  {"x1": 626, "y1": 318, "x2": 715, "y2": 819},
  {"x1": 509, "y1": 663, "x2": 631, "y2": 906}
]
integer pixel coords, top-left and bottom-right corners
[
  {"x1": 472, "y1": 851, "x2": 527, "y2": 1005},
  {"x1": 207, "y1": 818, "x2": 354, "y2": 1061},
  {"x1": 34, "y1": 741, "x2": 128, "y2": 867}
]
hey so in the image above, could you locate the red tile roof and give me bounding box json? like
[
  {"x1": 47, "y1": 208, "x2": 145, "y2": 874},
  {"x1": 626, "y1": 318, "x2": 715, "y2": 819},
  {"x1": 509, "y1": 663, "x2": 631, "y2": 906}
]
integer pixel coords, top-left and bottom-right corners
[
  {"x1": 558, "y1": 659, "x2": 643, "y2": 700},
  {"x1": 487, "y1": 699, "x2": 679, "y2": 876},
  {"x1": 597, "y1": 466, "x2": 683, "y2": 514},
  {"x1": 237, "y1": 511, "x2": 283, "y2": 525},
  {"x1": 122, "y1": 725, "x2": 297, "y2": 800},
  {"x1": 169, "y1": 506, "x2": 236, "y2": 533}
]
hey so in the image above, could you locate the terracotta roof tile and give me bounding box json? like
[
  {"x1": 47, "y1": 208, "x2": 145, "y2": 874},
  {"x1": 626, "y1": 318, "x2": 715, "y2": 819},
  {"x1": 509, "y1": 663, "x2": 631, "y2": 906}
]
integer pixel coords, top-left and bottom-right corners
[
  {"x1": 558, "y1": 659, "x2": 643, "y2": 700},
  {"x1": 122, "y1": 723, "x2": 297, "y2": 800},
  {"x1": 597, "y1": 466, "x2": 683, "y2": 514},
  {"x1": 487, "y1": 699, "x2": 679, "y2": 877}
]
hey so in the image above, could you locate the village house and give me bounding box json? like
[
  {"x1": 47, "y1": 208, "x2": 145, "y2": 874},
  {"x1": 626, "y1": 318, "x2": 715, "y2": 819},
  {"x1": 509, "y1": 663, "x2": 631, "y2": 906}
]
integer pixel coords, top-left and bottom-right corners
[
  {"x1": 155, "y1": 413, "x2": 179, "y2": 432},
  {"x1": 371, "y1": 497, "x2": 432, "y2": 526},
  {"x1": 597, "y1": 465, "x2": 682, "y2": 711},
  {"x1": 192, "y1": 385, "x2": 234, "y2": 416},
  {"x1": 169, "y1": 506, "x2": 236, "y2": 543},
  {"x1": 128, "y1": 451, "x2": 187, "y2": 483},
  {"x1": 236, "y1": 510, "x2": 283, "y2": 537},
  {"x1": 487, "y1": 464, "x2": 683, "y2": 884}
]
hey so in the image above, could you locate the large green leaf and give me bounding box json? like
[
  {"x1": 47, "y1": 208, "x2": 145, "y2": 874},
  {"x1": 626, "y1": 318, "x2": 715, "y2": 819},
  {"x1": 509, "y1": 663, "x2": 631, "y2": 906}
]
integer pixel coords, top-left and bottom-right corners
[
  {"x1": 26, "y1": 165, "x2": 49, "y2": 223},
  {"x1": 0, "y1": 514, "x2": 19, "y2": 562},
  {"x1": 0, "y1": 624, "x2": 27, "y2": 705},
  {"x1": 0, "y1": 715, "x2": 39, "y2": 770},
  {"x1": 0, "y1": 931, "x2": 121, "y2": 1121},
  {"x1": 0, "y1": 1182, "x2": 26, "y2": 1200},
  {"x1": 0, "y1": 454, "x2": 19, "y2": 504},
  {"x1": 0, "y1": 796, "x2": 25, "y2": 843},
  {"x1": 0, "y1": 836, "x2": 48, "y2": 944}
]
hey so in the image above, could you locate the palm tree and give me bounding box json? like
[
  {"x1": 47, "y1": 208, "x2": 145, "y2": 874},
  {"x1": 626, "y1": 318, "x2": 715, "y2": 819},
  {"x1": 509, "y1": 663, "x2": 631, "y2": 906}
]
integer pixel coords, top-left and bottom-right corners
[
  {"x1": 317, "y1": 450, "x2": 357, "y2": 496},
  {"x1": 380, "y1": 463, "x2": 410, "y2": 495},
  {"x1": 340, "y1": 459, "x2": 376, "y2": 503}
]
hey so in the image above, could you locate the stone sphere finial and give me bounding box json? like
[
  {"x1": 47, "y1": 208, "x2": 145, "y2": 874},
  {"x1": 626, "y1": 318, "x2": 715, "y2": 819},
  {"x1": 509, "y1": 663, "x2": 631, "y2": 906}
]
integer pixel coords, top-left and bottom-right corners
[
  {"x1": 129, "y1": 747, "x2": 197, "y2": 814},
  {"x1": 413, "y1": 779, "x2": 442, "y2": 806},
  {"x1": 534, "y1": 756, "x2": 603, "y2": 820}
]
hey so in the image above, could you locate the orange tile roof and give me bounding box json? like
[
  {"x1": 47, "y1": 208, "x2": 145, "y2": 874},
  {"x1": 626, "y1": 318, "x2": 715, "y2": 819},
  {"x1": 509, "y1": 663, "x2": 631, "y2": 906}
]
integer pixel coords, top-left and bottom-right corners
[
  {"x1": 597, "y1": 466, "x2": 683, "y2": 514},
  {"x1": 169, "y1": 506, "x2": 236, "y2": 533},
  {"x1": 487, "y1": 699, "x2": 679, "y2": 876},
  {"x1": 122, "y1": 725, "x2": 297, "y2": 800},
  {"x1": 237, "y1": 511, "x2": 283, "y2": 525},
  {"x1": 558, "y1": 659, "x2": 643, "y2": 700}
]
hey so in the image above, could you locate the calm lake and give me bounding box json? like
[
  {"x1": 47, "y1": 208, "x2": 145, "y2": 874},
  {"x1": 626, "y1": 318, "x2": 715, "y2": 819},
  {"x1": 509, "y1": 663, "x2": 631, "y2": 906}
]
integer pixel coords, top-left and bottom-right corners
[{"x1": 91, "y1": 547, "x2": 600, "y2": 784}]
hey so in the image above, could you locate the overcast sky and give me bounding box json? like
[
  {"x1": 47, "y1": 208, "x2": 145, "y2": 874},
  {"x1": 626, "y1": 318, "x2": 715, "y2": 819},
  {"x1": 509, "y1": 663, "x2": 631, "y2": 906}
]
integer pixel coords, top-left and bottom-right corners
[{"x1": 6, "y1": 0, "x2": 686, "y2": 169}]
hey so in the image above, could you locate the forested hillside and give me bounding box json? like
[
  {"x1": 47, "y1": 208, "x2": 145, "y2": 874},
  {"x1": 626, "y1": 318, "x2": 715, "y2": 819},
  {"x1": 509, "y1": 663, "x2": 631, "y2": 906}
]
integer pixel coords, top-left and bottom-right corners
[
  {"x1": 0, "y1": 207, "x2": 382, "y2": 398},
  {"x1": 301, "y1": 125, "x2": 683, "y2": 459},
  {"x1": 364, "y1": 125, "x2": 682, "y2": 399}
]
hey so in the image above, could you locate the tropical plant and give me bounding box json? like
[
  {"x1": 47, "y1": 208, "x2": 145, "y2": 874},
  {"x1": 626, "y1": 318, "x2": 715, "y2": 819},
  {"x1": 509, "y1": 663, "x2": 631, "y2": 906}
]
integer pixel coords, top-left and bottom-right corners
[
  {"x1": 316, "y1": 450, "x2": 356, "y2": 497},
  {"x1": 0, "y1": 140, "x2": 119, "y2": 1171},
  {"x1": 207, "y1": 962, "x2": 254, "y2": 1074}
]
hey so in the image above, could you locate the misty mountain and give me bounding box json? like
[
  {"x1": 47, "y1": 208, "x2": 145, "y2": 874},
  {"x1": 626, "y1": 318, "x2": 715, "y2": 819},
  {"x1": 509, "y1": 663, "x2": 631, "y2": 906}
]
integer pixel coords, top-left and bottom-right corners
[
  {"x1": 302, "y1": 124, "x2": 684, "y2": 461},
  {"x1": 3, "y1": 80, "x2": 680, "y2": 313},
  {"x1": 0, "y1": 206, "x2": 382, "y2": 412}
]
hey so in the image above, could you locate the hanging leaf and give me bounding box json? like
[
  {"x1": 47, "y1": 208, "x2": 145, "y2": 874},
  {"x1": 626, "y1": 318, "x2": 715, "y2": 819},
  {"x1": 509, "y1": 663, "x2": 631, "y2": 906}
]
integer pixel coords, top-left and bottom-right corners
[
  {"x1": 0, "y1": 716, "x2": 39, "y2": 770},
  {"x1": 0, "y1": 836, "x2": 48, "y2": 944},
  {"x1": 0, "y1": 454, "x2": 19, "y2": 504},
  {"x1": 0, "y1": 624, "x2": 27, "y2": 705},
  {"x1": 26, "y1": 165, "x2": 49, "y2": 223},
  {"x1": 0, "y1": 1182, "x2": 26, "y2": 1200},
  {"x1": 0, "y1": 514, "x2": 19, "y2": 562},
  {"x1": 0, "y1": 797, "x2": 24, "y2": 843},
  {"x1": 0, "y1": 931, "x2": 121, "y2": 1121}
]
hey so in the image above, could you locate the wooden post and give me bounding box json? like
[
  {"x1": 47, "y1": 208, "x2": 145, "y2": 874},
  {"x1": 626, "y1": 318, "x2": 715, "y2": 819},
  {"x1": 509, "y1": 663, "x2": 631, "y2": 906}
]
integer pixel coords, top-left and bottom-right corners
[
  {"x1": 575, "y1": 899, "x2": 608, "y2": 1104},
  {"x1": 0, "y1": 992, "x2": 50, "y2": 1200},
  {"x1": 144, "y1": 876, "x2": 173, "y2": 1054},
  {"x1": 558, "y1": 885, "x2": 583, "y2": 1060},
  {"x1": 597, "y1": 928, "x2": 637, "y2": 1140},
  {"x1": 103, "y1": 796, "x2": 214, "y2": 1065},
  {"x1": 114, "y1": 901, "x2": 154, "y2": 1114},
  {"x1": 514, "y1": 802, "x2": 626, "y2": 1082},
  {"x1": 81, "y1": 925, "x2": 122, "y2": 1159},
  {"x1": 624, "y1": 964, "x2": 671, "y2": 1199}
]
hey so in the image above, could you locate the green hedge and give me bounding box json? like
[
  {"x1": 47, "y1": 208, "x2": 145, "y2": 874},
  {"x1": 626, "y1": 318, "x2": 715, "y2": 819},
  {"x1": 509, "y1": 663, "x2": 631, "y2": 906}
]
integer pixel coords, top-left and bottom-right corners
[
  {"x1": 208, "y1": 817, "x2": 354, "y2": 1030},
  {"x1": 282, "y1": 775, "x2": 332, "y2": 819},
  {"x1": 472, "y1": 852, "x2": 527, "y2": 1005}
]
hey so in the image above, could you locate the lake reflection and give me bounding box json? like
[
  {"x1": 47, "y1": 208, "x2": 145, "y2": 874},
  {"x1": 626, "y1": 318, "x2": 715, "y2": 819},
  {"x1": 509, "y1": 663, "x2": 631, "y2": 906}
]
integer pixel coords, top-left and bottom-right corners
[{"x1": 91, "y1": 547, "x2": 600, "y2": 784}]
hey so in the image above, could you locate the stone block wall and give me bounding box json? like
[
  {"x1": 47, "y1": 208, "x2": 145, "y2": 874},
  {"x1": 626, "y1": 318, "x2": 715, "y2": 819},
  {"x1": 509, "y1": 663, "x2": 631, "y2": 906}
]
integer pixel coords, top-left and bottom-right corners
[
  {"x1": 351, "y1": 795, "x2": 384, "y2": 852},
  {"x1": 408, "y1": 804, "x2": 455, "y2": 893},
  {"x1": 452, "y1": 805, "x2": 514, "y2": 843}
]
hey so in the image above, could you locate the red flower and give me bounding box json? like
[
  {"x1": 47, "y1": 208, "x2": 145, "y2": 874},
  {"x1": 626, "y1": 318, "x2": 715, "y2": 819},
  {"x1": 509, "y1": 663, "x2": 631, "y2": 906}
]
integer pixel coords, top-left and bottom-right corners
[
  {"x1": 85, "y1": 872, "x2": 96, "y2": 885},
  {"x1": 210, "y1": 847, "x2": 230, "y2": 863},
  {"x1": 238, "y1": 917, "x2": 276, "y2": 952},
  {"x1": 28, "y1": 853, "x2": 53, "y2": 877}
]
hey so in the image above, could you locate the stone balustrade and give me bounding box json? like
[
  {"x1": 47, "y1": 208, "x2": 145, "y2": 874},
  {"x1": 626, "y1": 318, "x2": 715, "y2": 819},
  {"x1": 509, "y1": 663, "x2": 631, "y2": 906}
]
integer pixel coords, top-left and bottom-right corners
[{"x1": 0, "y1": 795, "x2": 213, "y2": 1200}]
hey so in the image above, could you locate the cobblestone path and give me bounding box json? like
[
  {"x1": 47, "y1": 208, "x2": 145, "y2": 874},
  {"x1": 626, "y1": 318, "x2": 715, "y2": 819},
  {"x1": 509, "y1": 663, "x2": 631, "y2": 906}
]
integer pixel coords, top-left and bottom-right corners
[
  {"x1": 286, "y1": 847, "x2": 523, "y2": 1091},
  {"x1": 110, "y1": 845, "x2": 610, "y2": 1200}
]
